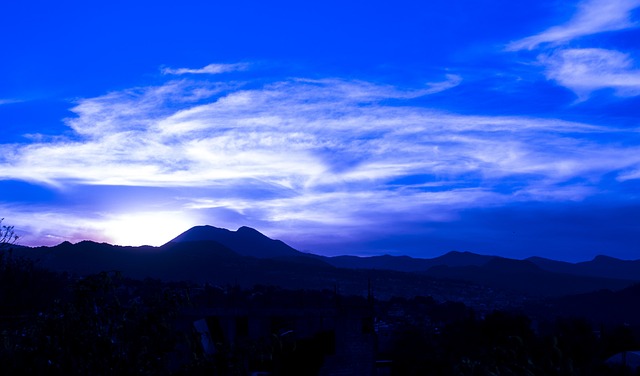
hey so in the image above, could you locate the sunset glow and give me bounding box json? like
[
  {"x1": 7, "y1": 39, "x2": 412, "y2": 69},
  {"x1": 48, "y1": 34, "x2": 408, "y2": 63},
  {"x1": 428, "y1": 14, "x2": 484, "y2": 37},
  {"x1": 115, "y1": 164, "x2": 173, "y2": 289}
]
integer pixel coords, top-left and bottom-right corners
[{"x1": 103, "y1": 212, "x2": 198, "y2": 247}]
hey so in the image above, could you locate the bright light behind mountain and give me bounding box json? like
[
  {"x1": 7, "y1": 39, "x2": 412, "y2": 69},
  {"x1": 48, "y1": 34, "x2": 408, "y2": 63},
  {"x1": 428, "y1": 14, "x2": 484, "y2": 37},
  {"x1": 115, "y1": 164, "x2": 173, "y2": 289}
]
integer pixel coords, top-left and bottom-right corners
[{"x1": 103, "y1": 212, "x2": 196, "y2": 247}]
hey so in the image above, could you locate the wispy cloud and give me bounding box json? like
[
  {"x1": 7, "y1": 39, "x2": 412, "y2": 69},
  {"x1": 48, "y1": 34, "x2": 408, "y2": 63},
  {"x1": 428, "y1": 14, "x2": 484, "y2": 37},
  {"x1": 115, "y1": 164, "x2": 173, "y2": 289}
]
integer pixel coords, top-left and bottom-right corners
[
  {"x1": 617, "y1": 166, "x2": 640, "y2": 181},
  {"x1": 4, "y1": 78, "x2": 628, "y2": 188},
  {"x1": 507, "y1": 0, "x2": 640, "y2": 51},
  {"x1": 541, "y1": 48, "x2": 640, "y2": 99},
  {"x1": 0, "y1": 98, "x2": 22, "y2": 105},
  {"x1": 161, "y1": 63, "x2": 248, "y2": 75},
  {"x1": 424, "y1": 74, "x2": 463, "y2": 94},
  {"x1": 1, "y1": 73, "x2": 639, "y2": 246}
]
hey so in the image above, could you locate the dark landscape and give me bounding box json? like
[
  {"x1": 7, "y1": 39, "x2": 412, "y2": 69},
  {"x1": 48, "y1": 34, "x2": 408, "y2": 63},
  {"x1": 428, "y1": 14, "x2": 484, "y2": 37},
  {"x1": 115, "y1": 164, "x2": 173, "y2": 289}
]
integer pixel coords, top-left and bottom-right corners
[{"x1": 2, "y1": 224, "x2": 640, "y2": 375}]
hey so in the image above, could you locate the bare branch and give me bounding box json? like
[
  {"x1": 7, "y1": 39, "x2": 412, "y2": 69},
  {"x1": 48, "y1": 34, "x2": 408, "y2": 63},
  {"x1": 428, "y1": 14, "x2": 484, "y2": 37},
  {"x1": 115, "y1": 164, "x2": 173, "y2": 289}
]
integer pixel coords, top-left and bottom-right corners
[{"x1": 0, "y1": 218, "x2": 19, "y2": 249}]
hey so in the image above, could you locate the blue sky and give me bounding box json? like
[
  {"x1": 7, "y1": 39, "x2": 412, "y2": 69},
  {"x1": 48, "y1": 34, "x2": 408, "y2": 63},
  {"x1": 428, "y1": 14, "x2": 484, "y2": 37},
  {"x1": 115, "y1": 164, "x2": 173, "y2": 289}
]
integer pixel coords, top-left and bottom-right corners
[{"x1": 1, "y1": 0, "x2": 640, "y2": 261}]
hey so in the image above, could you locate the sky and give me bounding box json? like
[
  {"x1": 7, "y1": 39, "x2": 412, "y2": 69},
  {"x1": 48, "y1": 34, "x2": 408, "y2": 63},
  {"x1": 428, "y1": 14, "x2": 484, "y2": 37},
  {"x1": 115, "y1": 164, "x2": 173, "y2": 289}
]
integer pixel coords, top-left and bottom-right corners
[{"x1": 1, "y1": 0, "x2": 640, "y2": 261}]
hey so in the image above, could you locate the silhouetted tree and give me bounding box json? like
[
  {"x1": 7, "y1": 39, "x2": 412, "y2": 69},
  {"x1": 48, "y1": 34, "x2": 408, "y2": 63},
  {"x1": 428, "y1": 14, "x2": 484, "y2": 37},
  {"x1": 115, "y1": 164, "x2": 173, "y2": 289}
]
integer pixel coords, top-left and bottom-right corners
[{"x1": 0, "y1": 218, "x2": 18, "y2": 249}]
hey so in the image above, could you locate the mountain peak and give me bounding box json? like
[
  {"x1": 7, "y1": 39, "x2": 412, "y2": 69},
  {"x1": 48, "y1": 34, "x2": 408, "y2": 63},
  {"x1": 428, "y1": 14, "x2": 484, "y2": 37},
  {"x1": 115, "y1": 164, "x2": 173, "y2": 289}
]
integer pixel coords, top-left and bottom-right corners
[
  {"x1": 432, "y1": 250, "x2": 493, "y2": 267},
  {"x1": 593, "y1": 255, "x2": 621, "y2": 262},
  {"x1": 236, "y1": 226, "x2": 263, "y2": 236},
  {"x1": 169, "y1": 225, "x2": 300, "y2": 259}
]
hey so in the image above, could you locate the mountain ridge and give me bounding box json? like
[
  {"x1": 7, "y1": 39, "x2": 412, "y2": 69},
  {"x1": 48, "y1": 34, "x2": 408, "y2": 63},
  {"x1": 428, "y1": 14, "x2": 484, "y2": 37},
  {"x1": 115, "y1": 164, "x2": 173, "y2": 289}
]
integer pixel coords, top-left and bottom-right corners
[
  {"x1": 6, "y1": 225, "x2": 640, "y2": 301},
  {"x1": 20, "y1": 224, "x2": 640, "y2": 282}
]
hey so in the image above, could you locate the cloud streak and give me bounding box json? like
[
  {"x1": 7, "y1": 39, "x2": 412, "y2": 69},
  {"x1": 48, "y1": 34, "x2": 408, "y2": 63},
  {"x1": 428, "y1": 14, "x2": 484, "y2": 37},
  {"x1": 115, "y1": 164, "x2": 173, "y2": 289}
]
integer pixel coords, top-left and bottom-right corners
[
  {"x1": 507, "y1": 0, "x2": 640, "y2": 51},
  {"x1": 161, "y1": 63, "x2": 248, "y2": 75},
  {"x1": 506, "y1": 0, "x2": 640, "y2": 99},
  {"x1": 0, "y1": 99, "x2": 22, "y2": 105}
]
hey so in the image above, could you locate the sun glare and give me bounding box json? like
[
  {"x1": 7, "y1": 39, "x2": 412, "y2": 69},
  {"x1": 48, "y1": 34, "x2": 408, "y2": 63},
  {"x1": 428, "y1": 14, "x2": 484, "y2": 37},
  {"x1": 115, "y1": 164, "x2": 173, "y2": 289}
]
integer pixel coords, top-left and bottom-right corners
[{"x1": 103, "y1": 212, "x2": 196, "y2": 246}]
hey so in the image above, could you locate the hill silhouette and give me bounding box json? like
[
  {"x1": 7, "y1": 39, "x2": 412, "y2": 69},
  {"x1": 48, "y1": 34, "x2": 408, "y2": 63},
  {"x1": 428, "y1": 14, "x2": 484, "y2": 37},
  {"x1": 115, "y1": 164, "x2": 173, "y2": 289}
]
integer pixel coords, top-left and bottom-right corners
[
  {"x1": 528, "y1": 254, "x2": 640, "y2": 281},
  {"x1": 424, "y1": 257, "x2": 632, "y2": 297},
  {"x1": 324, "y1": 251, "x2": 493, "y2": 272},
  {"x1": 7, "y1": 225, "x2": 640, "y2": 304}
]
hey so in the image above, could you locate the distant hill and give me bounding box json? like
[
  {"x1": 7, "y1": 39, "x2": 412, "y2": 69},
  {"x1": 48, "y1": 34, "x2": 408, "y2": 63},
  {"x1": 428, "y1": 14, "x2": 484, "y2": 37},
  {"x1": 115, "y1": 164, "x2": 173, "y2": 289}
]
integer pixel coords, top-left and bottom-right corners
[
  {"x1": 324, "y1": 251, "x2": 493, "y2": 272},
  {"x1": 326, "y1": 251, "x2": 640, "y2": 290},
  {"x1": 423, "y1": 257, "x2": 633, "y2": 297},
  {"x1": 527, "y1": 255, "x2": 640, "y2": 281},
  {"x1": 169, "y1": 225, "x2": 302, "y2": 258}
]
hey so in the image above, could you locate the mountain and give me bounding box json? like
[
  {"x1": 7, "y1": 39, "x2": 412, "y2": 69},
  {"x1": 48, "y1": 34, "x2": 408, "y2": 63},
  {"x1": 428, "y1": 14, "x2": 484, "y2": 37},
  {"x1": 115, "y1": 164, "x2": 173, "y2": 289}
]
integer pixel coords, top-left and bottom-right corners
[
  {"x1": 8, "y1": 239, "x2": 509, "y2": 305},
  {"x1": 7, "y1": 224, "x2": 640, "y2": 305},
  {"x1": 526, "y1": 256, "x2": 574, "y2": 274},
  {"x1": 327, "y1": 251, "x2": 640, "y2": 290},
  {"x1": 325, "y1": 254, "x2": 434, "y2": 272},
  {"x1": 430, "y1": 251, "x2": 495, "y2": 267},
  {"x1": 324, "y1": 251, "x2": 493, "y2": 272},
  {"x1": 423, "y1": 257, "x2": 633, "y2": 297},
  {"x1": 527, "y1": 255, "x2": 640, "y2": 281},
  {"x1": 169, "y1": 225, "x2": 302, "y2": 258},
  {"x1": 24, "y1": 239, "x2": 242, "y2": 279},
  {"x1": 19, "y1": 239, "x2": 338, "y2": 286}
]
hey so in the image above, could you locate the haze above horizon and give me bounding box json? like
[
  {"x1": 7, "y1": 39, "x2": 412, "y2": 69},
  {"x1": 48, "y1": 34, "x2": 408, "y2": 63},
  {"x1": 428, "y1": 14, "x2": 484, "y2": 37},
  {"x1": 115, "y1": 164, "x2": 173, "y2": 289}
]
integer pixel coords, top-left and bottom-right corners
[{"x1": 1, "y1": 0, "x2": 640, "y2": 262}]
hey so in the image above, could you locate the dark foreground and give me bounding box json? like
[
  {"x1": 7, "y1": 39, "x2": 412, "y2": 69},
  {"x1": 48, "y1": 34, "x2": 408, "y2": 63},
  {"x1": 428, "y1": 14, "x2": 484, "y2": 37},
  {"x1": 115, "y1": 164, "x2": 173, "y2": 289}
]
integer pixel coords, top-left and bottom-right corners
[{"x1": 1, "y1": 251, "x2": 639, "y2": 375}]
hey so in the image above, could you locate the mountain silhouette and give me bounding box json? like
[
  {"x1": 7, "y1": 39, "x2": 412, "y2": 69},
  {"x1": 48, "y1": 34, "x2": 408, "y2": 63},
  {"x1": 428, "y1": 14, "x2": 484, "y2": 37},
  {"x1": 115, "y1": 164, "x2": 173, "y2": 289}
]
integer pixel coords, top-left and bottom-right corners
[
  {"x1": 7, "y1": 224, "x2": 640, "y2": 304},
  {"x1": 13, "y1": 239, "x2": 504, "y2": 303},
  {"x1": 27, "y1": 239, "x2": 243, "y2": 279},
  {"x1": 323, "y1": 251, "x2": 493, "y2": 272},
  {"x1": 169, "y1": 225, "x2": 302, "y2": 258},
  {"x1": 527, "y1": 254, "x2": 640, "y2": 281},
  {"x1": 424, "y1": 257, "x2": 632, "y2": 297}
]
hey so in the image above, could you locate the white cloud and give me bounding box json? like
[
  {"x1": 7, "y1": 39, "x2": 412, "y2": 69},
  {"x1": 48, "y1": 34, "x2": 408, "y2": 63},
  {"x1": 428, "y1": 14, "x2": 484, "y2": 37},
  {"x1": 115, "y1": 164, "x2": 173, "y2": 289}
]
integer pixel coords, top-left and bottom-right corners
[
  {"x1": 541, "y1": 48, "x2": 640, "y2": 98},
  {"x1": 162, "y1": 63, "x2": 248, "y2": 75},
  {"x1": 2, "y1": 74, "x2": 640, "y2": 246},
  {"x1": 3, "y1": 77, "x2": 637, "y2": 190},
  {"x1": 507, "y1": 0, "x2": 640, "y2": 51},
  {"x1": 506, "y1": 0, "x2": 640, "y2": 99}
]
